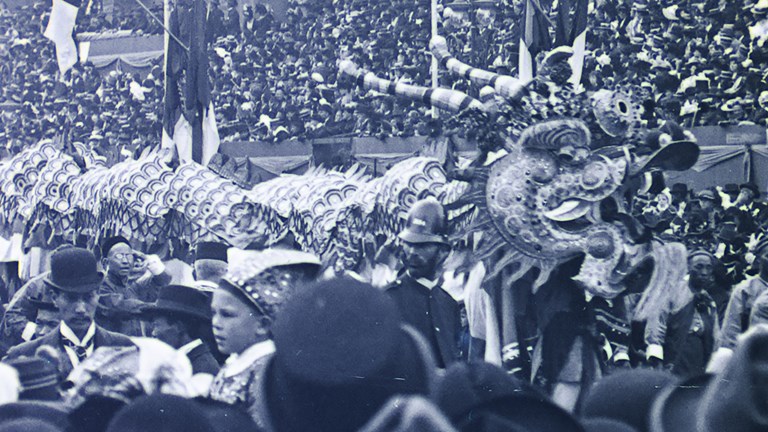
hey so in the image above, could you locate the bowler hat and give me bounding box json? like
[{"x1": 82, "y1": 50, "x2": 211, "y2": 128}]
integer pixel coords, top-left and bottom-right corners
[
  {"x1": 142, "y1": 285, "x2": 211, "y2": 322},
  {"x1": 670, "y1": 183, "x2": 688, "y2": 195},
  {"x1": 723, "y1": 183, "x2": 740, "y2": 195},
  {"x1": 740, "y1": 182, "x2": 759, "y2": 195},
  {"x1": 45, "y1": 248, "x2": 103, "y2": 293},
  {"x1": 398, "y1": 198, "x2": 449, "y2": 245}
]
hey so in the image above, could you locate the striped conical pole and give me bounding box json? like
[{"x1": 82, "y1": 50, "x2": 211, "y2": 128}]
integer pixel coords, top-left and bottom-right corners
[
  {"x1": 338, "y1": 60, "x2": 484, "y2": 113},
  {"x1": 430, "y1": 35, "x2": 528, "y2": 101}
]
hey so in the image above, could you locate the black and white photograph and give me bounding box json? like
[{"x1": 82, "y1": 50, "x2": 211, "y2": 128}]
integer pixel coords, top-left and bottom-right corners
[{"x1": 0, "y1": 0, "x2": 765, "y2": 430}]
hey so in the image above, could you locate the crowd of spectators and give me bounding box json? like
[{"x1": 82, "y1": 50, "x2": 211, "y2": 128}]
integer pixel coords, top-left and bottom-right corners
[
  {"x1": 2, "y1": 0, "x2": 768, "y2": 155},
  {"x1": 635, "y1": 181, "x2": 768, "y2": 287},
  {"x1": 586, "y1": 0, "x2": 768, "y2": 129}
]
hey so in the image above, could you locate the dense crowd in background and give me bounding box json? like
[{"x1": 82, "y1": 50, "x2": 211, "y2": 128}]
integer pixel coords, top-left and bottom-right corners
[
  {"x1": 636, "y1": 181, "x2": 768, "y2": 286},
  {"x1": 1, "y1": 0, "x2": 768, "y2": 157}
]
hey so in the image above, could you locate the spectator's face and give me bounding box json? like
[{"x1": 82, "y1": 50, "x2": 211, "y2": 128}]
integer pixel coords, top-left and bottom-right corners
[
  {"x1": 106, "y1": 243, "x2": 135, "y2": 278},
  {"x1": 51, "y1": 290, "x2": 98, "y2": 335},
  {"x1": 211, "y1": 289, "x2": 266, "y2": 355},
  {"x1": 738, "y1": 188, "x2": 755, "y2": 203},
  {"x1": 689, "y1": 255, "x2": 714, "y2": 289},
  {"x1": 34, "y1": 309, "x2": 59, "y2": 339},
  {"x1": 150, "y1": 316, "x2": 184, "y2": 348}
]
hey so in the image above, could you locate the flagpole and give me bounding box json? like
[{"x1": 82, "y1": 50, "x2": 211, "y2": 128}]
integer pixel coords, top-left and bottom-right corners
[
  {"x1": 189, "y1": 0, "x2": 206, "y2": 164},
  {"x1": 430, "y1": 0, "x2": 439, "y2": 119},
  {"x1": 131, "y1": 0, "x2": 190, "y2": 52}
]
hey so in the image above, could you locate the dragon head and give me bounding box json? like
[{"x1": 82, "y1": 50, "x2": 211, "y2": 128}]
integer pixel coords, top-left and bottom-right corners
[{"x1": 339, "y1": 39, "x2": 700, "y2": 298}]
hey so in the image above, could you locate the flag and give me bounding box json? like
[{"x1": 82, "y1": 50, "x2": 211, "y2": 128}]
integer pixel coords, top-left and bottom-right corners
[
  {"x1": 519, "y1": 0, "x2": 552, "y2": 82},
  {"x1": 184, "y1": 0, "x2": 219, "y2": 165},
  {"x1": 161, "y1": 0, "x2": 189, "y2": 157},
  {"x1": 44, "y1": 0, "x2": 81, "y2": 74},
  {"x1": 554, "y1": 0, "x2": 588, "y2": 85},
  {"x1": 162, "y1": 0, "x2": 219, "y2": 166}
]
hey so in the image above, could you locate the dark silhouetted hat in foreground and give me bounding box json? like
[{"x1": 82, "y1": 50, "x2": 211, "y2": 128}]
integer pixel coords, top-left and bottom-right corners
[
  {"x1": 0, "y1": 401, "x2": 69, "y2": 431},
  {"x1": 697, "y1": 325, "x2": 768, "y2": 432},
  {"x1": 194, "y1": 398, "x2": 259, "y2": 432},
  {"x1": 582, "y1": 418, "x2": 639, "y2": 432},
  {"x1": 580, "y1": 369, "x2": 676, "y2": 432},
  {"x1": 649, "y1": 374, "x2": 713, "y2": 432},
  {"x1": 68, "y1": 396, "x2": 127, "y2": 432},
  {"x1": 266, "y1": 277, "x2": 436, "y2": 432},
  {"x1": 434, "y1": 361, "x2": 582, "y2": 431},
  {"x1": 106, "y1": 394, "x2": 214, "y2": 432},
  {"x1": 0, "y1": 418, "x2": 63, "y2": 432}
]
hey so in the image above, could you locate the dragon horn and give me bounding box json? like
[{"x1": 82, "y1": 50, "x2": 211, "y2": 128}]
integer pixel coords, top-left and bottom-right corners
[
  {"x1": 338, "y1": 59, "x2": 484, "y2": 113},
  {"x1": 430, "y1": 35, "x2": 528, "y2": 101}
]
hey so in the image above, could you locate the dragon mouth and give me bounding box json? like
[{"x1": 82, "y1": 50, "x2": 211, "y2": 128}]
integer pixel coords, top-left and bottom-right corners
[{"x1": 545, "y1": 199, "x2": 594, "y2": 233}]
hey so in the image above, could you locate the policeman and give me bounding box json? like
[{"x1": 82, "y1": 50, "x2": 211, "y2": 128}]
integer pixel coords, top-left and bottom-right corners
[{"x1": 385, "y1": 198, "x2": 461, "y2": 368}]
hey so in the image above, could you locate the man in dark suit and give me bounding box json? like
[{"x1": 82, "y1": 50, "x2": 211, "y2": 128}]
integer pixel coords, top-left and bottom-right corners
[
  {"x1": 386, "y1": 199, "x2": 462, "y2": 368},
  {"x1": 3, "y1": 248, "x2": 133, "y2": 381},
  {"x1": 144, "y1": 284, "x2": 220, "y2": 376}
]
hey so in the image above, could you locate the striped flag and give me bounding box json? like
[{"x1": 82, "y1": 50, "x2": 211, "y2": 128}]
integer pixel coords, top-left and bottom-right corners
[
  {"x1": 44, "y1": 0, "x2": 81, "y2": 74},
  {"x1": 555, "y1": 0, "x2": 589, "y2": 85},
  {"x1": 162, "y1": 0, "x2": 219, "y2": 166},
  {"x1": 518, "y1": 0, "x2": 552, "y2": 82}
]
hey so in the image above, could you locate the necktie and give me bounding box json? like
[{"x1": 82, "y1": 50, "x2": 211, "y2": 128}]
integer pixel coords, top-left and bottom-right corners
[{"x1": 61, "y1": 335, "x2": 92, "y2": 362}]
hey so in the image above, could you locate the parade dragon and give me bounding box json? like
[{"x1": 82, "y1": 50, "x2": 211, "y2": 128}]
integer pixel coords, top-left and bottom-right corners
[{"x1": 0, "y1": 37, "x2": 699, "y2": 370}]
